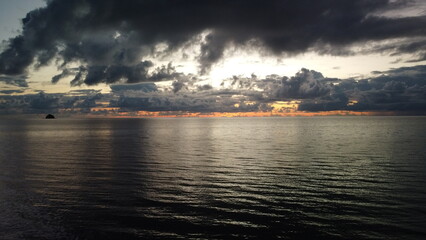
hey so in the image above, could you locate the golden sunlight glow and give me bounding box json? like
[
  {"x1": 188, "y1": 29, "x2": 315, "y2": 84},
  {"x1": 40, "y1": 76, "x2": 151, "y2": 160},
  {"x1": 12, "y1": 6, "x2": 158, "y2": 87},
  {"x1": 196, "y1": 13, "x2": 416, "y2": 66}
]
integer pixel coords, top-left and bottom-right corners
[
  {"x1": 271, "y1": 101, "x2": 300, "y2": 112},
  {"x1": 347, "y1": 100, "x2": 359, "y2": 106}
]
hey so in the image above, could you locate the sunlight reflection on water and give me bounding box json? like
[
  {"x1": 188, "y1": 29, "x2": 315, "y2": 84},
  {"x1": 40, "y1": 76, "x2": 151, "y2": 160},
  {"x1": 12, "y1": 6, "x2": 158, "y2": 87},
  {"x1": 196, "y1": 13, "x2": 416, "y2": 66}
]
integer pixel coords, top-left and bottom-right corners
[{"x1": 0, "y1": 117, "x2": 425, "y2": 239}]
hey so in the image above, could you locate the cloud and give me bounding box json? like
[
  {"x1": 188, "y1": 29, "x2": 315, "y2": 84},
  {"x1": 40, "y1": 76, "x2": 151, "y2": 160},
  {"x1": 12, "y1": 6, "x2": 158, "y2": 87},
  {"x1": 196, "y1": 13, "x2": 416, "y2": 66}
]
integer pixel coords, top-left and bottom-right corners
[
  {"x1": 0, "y1": 89, "x2": 108, "y2": 114},
  {"x1": 0, "y1": 89, "x2": 25, "y2": 94},
  {"x1": 109, "y1": 89, "x2": 266, "y2": 113},
  {"x1": 269, "y1": 68, "x2": 332, "y2": 99},
  {"x1": 98, "y1": 64, "x2": 424, "y2": 114},
  {"x1": 171, "y1": 81, "x2": 185, "y2": 93},
  {"x1": 110, "y1": 83, "x2": 157, "y2": 93},
  {"x1": 0, "y1": 65, "x2": 425, "y2": 115},
  {"x1": 197, "y1": 84, "x2": 213, "y2": 91},
  {"x1": 51, "y1": 68, "x2": 78, "y2": 84},
  {"x1": 68, "y1": 89, "x2": 102, "y2": 95},
  {"x1": 28, "y1": 92, "x2": 59, "y2": 110},
  {"x1": 1, "y1": 0, "x2": 426, "y2": 86},
  {"x1": 0, "y1": 75, "x2": 28, "y2": 87},
  {"x1": 51, "y1": 62, "x2": 189, "y2": 86},
  {"x1": 298, "y1": 65, "x2": 426, "y2": 112}
]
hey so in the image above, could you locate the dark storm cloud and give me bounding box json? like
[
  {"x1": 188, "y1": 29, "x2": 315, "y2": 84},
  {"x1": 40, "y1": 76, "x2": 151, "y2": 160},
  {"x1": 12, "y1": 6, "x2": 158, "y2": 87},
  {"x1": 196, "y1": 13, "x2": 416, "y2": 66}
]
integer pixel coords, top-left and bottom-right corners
[
  {"x1": 51, "y1": 62, "x2": 189, "y2": 86},
  {"x1": 51, "y1": 68, "x2": 78, "y2": 84},
  {"x1": 1, "y1": 0, "x2": 426, "y2": 86},
  {"x1": 0, "y1": 89, "x2": 25, "y2": 94},
  {"x1": 0, "y1": 75, "x2": 28, "y2": 87},
  {"x1": 199, "y1": 32, "x2": 230, "y2": 75}
]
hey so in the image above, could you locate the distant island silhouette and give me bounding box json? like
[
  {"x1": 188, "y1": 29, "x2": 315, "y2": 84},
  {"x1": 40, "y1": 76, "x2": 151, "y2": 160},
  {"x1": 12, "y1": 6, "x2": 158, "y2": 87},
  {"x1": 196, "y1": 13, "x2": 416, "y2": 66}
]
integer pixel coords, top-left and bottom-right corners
[{"x1": 45, "y1": 114, "x2": 55, "y2": 119}]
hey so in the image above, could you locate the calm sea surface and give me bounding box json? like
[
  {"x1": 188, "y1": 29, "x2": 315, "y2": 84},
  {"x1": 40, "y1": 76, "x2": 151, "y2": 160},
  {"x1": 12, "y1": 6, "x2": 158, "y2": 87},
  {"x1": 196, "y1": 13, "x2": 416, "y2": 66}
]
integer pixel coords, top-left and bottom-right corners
[{"x1": 0, "y1": 117, "x2": 425, "y2": 239}]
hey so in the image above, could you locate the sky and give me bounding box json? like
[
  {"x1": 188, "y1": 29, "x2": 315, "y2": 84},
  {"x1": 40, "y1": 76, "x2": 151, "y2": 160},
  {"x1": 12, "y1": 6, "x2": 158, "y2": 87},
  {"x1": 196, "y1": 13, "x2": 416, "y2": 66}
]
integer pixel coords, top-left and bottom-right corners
[{"x1": 0, "y1": 0, "x2": 426, "y2": 117}]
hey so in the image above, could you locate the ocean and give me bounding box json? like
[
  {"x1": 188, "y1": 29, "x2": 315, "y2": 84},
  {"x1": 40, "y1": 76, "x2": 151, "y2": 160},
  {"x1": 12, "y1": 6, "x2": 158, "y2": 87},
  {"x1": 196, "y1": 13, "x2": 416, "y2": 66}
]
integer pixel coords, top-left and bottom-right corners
[{"x1": 0, "y1": 116, "x2": 425, "y2": 239}]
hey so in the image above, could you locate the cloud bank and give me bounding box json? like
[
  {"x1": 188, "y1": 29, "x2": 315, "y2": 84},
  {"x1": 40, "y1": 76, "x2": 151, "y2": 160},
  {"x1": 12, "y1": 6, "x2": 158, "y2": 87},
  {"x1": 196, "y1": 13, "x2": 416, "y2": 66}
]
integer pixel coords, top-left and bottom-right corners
[{"x1": 1, "y1": 65, "x2": 425, "y2": 115}]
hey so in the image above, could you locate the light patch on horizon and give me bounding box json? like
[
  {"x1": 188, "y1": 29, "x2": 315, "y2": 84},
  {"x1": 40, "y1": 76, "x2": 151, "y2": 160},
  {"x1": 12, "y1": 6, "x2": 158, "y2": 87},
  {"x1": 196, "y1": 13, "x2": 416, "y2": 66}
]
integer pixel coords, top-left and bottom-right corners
[
  {"x1": 207, "y1": 51, "x2": 424, "y2": 81},
  {"x1": 271, "y1": 101, "x2": 300, "y2": 113}
]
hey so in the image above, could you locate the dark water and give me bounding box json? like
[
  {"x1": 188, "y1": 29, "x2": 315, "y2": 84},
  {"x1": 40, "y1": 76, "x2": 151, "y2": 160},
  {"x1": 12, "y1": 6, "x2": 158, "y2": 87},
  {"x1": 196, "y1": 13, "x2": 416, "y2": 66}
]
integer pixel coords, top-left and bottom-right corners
[{"x1": 1, "y1": 117, "x2": 425, "y2": 239}]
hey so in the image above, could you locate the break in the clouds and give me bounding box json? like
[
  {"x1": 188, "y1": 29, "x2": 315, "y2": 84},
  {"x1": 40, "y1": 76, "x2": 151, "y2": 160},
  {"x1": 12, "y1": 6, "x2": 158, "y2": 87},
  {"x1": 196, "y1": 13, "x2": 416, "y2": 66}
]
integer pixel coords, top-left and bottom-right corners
[
  {"x1": 1, "y1": 0, "x2": 426, "y2": 86},
  {"x1": 1, "y1": 65, "x2": 425, "y2": 115}
]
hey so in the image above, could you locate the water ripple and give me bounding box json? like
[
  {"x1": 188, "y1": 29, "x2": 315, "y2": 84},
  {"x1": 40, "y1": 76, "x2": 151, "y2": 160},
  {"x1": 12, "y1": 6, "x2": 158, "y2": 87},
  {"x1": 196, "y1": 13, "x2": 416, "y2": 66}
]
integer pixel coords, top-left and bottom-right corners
[{"x1": 0, "y1": 117, "x2": 425, "y2": 239}]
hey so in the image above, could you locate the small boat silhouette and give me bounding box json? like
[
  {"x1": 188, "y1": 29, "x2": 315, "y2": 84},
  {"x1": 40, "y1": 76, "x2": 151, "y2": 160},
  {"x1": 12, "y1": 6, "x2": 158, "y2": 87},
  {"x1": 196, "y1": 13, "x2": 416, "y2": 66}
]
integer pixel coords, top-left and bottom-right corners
[{"x1": 45, "y1": 114, "x2": 55, "y2": 119}]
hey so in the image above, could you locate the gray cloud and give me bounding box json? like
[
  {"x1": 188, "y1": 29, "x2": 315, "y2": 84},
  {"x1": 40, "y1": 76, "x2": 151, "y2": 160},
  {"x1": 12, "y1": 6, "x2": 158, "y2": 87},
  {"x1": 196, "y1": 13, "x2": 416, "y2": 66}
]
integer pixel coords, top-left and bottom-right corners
[
  {"x1": 1, "y1": 0, "x2": 426, "y2": 87},
  {"x1": 68, "y1": 89, "x2": 102, "y2": 95},
  {"x1": 171, "y1": 81, "x2": 185, "y2": 93},
  {"x1": 0, "y1": 89, "x2": 25, "y2": 94},
  {"x1": 298, "y1": 65, "x2": 426, "y2": 112},
  {"x1": 0, "y1": 75, "x2": 28, "y2": 87},
  {"x1": 0, "y1": 65, "x2": 425, "y2": 115},
  {"x1": 197, "y1": 84, "x2": 213, "y2": 91},
  {"x1": 51, "y1": 68, "x2": 78, "y2": 84},
  {"x1": 269, "y1": 69, "x2": 332, "y2": 99},
  {"x1": 51, "y1": 62, "x2": 189, "y2": 86},
  {"x1": 28, "y1": 92, "x2": 59, "y2": 110},
  {"x1": 109, "y1": 89, "x2": 266, "y2": 113},
  {"x1": 110, "y1": 83, "x2": 157, "y2": 93}
]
